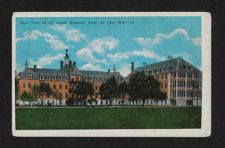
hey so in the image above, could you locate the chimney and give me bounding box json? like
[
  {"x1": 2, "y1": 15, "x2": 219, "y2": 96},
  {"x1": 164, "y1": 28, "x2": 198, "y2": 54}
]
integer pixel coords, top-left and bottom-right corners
[
  {"x1": 33, "y1": 65, "x2": 37, "y2": 72},
  {"x1": 131, "y1": 62, "x2": 134, "y2": 73},
  {"x1": 60, "y1": 61, "x2": 64, "y2": 70},
  {"x1": 73, "y1": 61, "x2": 76, "y2": 67},
  {"x1": 108, "y1": 69, "x2": 111, "y2": 75}
]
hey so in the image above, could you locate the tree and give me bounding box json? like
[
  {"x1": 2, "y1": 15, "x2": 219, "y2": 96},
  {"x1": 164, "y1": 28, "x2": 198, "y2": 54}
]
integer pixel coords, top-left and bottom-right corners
[
  {"x1": 118, "y1": 81, "x2": 128, "y2": 100},
  {"x1": 76, "y1": 81, "x2": 94, "y2": 106},
  {"x1": 99, "y1": 76, "x2": 119, "y2": 105},
  {"x1": 52, "y1": 89, "x2": 60, "y2": 100},
  {"x1": 128, "y1": 71, "x2": 166, "y2": 105},
  {"x1": 20, "y1": 91, "x2": 36, "y2": 102},
  {"x1": 39, "y1": 82, "x2": 53, "y2": 99},
  {"x1": 31, "y1": 83, "x2": 39, "y2": 99}
]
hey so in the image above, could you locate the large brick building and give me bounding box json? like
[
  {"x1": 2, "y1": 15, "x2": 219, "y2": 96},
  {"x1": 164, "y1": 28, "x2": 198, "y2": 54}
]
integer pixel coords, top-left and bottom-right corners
[
  {"x1": 18, "y1": 49, "x2": 124, "y2": 101},
  {"x1": 18, "y1": 49, "x2": 202, "y2": 106},
  {"x1": 133, "y1": 56, "x2": 202, "y2": 106}
]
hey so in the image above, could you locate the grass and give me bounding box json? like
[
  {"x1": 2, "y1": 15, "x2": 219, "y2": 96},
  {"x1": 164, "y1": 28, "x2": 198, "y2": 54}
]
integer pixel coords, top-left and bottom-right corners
[{"x1": 16, "y1": 107, "x2": 201, "y2": 130}]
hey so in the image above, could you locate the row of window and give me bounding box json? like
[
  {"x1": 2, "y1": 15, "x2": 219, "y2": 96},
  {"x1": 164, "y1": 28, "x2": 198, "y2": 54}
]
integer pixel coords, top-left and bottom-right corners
[
  {"x1": 23, "y1": 82, "x2": 68, "y2": 90},
  {"x1": 146, "y1": 66, "x2": 172, "y2": 75},
  {"x1": 171, "y1": 90, "x2": 202, "y2": 97},
  {"x1": 171, "y1": 72, "x2": 200, "y2": 78},
  {"x1": 171, "y1": 81, "x2": 201, "y2": 88},
  {"x1": 83, "y1": 77, "x2": 123, "y2": 82},
  {"x1": 27, "y1": 74, "x2": 123, "y2": 82},
  {"x1": 38, "y1": 75, "x2": 68, "y2": 81}
]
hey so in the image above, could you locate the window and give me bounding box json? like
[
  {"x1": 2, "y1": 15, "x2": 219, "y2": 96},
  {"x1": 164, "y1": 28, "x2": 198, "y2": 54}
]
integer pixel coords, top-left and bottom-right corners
[
  {"x1": 46, "y1": 83, "x2": 49, "y2": 88},
  {"x1": 65, "y1": 85, "x2": 68, "y2": 89},
  {"x1": 165, "y1": 83, "x2": 167, "y2": 88},
  {"x1": 59, "y1": 84, "x2": 62, "y2": 89},
  {"x1": 28, "y1": 83, "x2": 31, "y2": 88},
  {"x1": 66, "y1": 93, "x2": 68, "y2": 98},
  {"x1": 76, "y1": 77, "x2": 79, "y2": 81},
  {"x1": 65, "y1": 76, "x2": 68, "y2": 80},
  {"x1": 39, "y1": 74, "x2": 44, "y2": 80},
  {"x1": 27, "y1": 74, "x2": 32, "y2": 79},
  {"x1": 59, "y1": 76, "x2": 62, "y2": 80},
  {"x1": 23, "y1": 82, "x2": 26, "y2": 88},
  {"x1": 53, "y1": 84, "x2": 56, "y2": 89}
]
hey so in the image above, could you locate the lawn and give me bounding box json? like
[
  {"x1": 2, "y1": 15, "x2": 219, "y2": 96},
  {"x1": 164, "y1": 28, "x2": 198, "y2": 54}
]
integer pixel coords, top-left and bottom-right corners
[{"x1": 16, "y1": 107, "x2": 201, "y2": 130}]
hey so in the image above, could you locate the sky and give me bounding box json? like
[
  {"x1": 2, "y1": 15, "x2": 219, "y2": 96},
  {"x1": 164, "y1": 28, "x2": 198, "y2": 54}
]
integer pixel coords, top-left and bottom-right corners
[{"x1": 16, "y1": 16, "x2": 201, "y2": 76}]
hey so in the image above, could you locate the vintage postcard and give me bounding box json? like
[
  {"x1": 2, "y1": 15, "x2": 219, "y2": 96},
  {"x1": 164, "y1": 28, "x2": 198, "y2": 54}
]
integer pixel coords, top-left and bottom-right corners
[{"x1": 12, "y1": 12, "x2": 211, "y2": 137}]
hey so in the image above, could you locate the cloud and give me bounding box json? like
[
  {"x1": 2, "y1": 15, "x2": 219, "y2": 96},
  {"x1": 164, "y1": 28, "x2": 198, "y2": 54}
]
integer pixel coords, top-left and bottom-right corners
[
  {"x1": 76, "y1": 37, "x2": 118, "y2": 66},
  {"x1": 80, "y1": 63, "x2": 102, "y2": 71},
  {"x1": 107, "y1": 53, "x2": 129, "y2": 61},
  {"x1": 88, "y1": 37, "x2": 119, "y2": 54},
  {"x1": 134, "y1": 28, "x2": 200, "y2": 47},
  {"x1": 130, "y1": 49, "x2": 165, "y2": 61},
  {"x1": 49, "y1": 25, "x2": 86, "y2": 42},
  {"x1": 192, "y1": 37, "x2": 201, "y2": 46},
  {"x1": 28, "y1": 53, "x2": 64, "y2": 68},
  {"x1": 76, "y1": 48, "x2": 108, "y2": 64},
  {"x1": 117, "y1": 63, "x2": 132, "y2": 77},
  {"x1": 16, "y1": 30, "x2": 68, "y2": 50}
]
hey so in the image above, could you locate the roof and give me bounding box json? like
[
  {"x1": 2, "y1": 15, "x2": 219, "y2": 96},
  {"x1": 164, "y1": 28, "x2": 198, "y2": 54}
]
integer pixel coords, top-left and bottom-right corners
[
  {"x1": 135, "y1": 57, "x2": 201, "y2": 74},
  {"x1": 19, "y1": 68, "x2": 68, "y2": 80},
  {"x1": 80, "y1": 70, "x2": 123, "y2": 78},
  {"x1": 19, "y1": 67, "x2": 124, "y2": 80}
]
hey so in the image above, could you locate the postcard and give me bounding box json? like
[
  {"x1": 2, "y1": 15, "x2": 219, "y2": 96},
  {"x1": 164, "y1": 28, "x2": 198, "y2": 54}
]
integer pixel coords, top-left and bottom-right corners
[{"x1": 12, "y1": 12, "x2": 211, "y2": 137}]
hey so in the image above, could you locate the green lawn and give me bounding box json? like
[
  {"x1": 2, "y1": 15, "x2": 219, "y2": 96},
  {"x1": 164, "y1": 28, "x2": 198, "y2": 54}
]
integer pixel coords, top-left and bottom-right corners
[{"x1": 16, "y1": 107, "x2": 201, "y2": 129}]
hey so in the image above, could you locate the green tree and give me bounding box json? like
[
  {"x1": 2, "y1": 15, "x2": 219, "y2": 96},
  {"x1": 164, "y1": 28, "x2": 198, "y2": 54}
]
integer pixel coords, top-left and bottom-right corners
[
  {"x1": 76, "y1": 81, "x2": 94, "y2": 106},
  {"x1": 128, "y1": 71, "x2": 166, "y2": 105},
  {"x1": 118, "y1": 81, "x2": 128, "y2": 100},
  {"x1": 99, "y1": 76, "x2": 119, "y2": 105},
  {"x1": 20, "y1": 91, "x2": 36, "y2": 102},
  {"x1": 39, "y1": 82, "x2": 53, "y2": 99},
  {"x1": 31, "y1": 83, "x2": 39, "y2": 99}
]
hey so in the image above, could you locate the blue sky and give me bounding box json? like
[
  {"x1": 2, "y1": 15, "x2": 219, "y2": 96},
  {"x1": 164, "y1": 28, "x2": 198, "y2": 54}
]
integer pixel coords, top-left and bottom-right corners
[{"x1": 16, "y1": 16, "x2": 201, "y2": 76}]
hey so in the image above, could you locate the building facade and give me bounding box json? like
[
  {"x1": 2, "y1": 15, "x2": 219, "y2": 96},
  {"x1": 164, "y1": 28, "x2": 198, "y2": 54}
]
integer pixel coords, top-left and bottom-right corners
[
  {"x1": 134, "y1": 56, "x2": 202, "y2": 106},
  {"x1": 18, "y1": 49, "x2": 202, "y2": 106},
  {"x1": 18, "y1": 49, "x2": 124, "y2": 101}
]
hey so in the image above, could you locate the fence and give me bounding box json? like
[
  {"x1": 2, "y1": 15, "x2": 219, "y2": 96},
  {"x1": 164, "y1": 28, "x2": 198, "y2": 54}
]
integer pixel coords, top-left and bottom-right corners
[{"x1": 16, "y1": 98, "x2": 201, "y2": 107}]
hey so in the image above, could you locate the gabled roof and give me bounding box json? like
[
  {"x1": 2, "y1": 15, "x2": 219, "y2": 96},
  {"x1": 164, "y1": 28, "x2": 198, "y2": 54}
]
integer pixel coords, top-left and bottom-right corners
[
  {"x1": 19, "y1": 68, "x2": 68, "y2": 80},
  {"x1": 135, "y1": 57, "x2": 201, "y2": 73}
]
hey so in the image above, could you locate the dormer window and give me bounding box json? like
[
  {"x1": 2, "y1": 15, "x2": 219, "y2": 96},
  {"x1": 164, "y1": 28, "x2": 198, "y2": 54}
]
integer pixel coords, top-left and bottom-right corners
[
  {"x1": 65, "y1": 76, "x2": 68, "y2": 80},
  {"x1": 59, "y1": 76, "x2": 62, "y2": 80},
  {"x1": 27, "y1": 73, "x2": 32, "y2": 79},
  {"x1": 39, "y1": 74, "x2": 44, "y2": 80}
]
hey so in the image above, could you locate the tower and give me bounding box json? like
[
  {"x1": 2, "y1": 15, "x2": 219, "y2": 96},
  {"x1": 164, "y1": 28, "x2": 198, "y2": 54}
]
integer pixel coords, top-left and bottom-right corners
[
  {"x1": 113, "y1": 64, "x2": 116, "y2": 72},
  {"x1": 25, "y1": 58, "x2": 28, "y2": 68},
  {"x1": 131, "y1": 62, "x2": 134, "y2": 73},
  {"x1": 64, "y1": 49, "x2": 69, "y2": 65}
]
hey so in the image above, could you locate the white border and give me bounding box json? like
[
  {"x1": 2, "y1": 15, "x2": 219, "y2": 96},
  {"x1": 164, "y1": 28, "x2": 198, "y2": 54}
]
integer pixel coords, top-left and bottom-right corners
[{"x1": 12, "y1": 12, "x2": 211, "y2": 137}]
